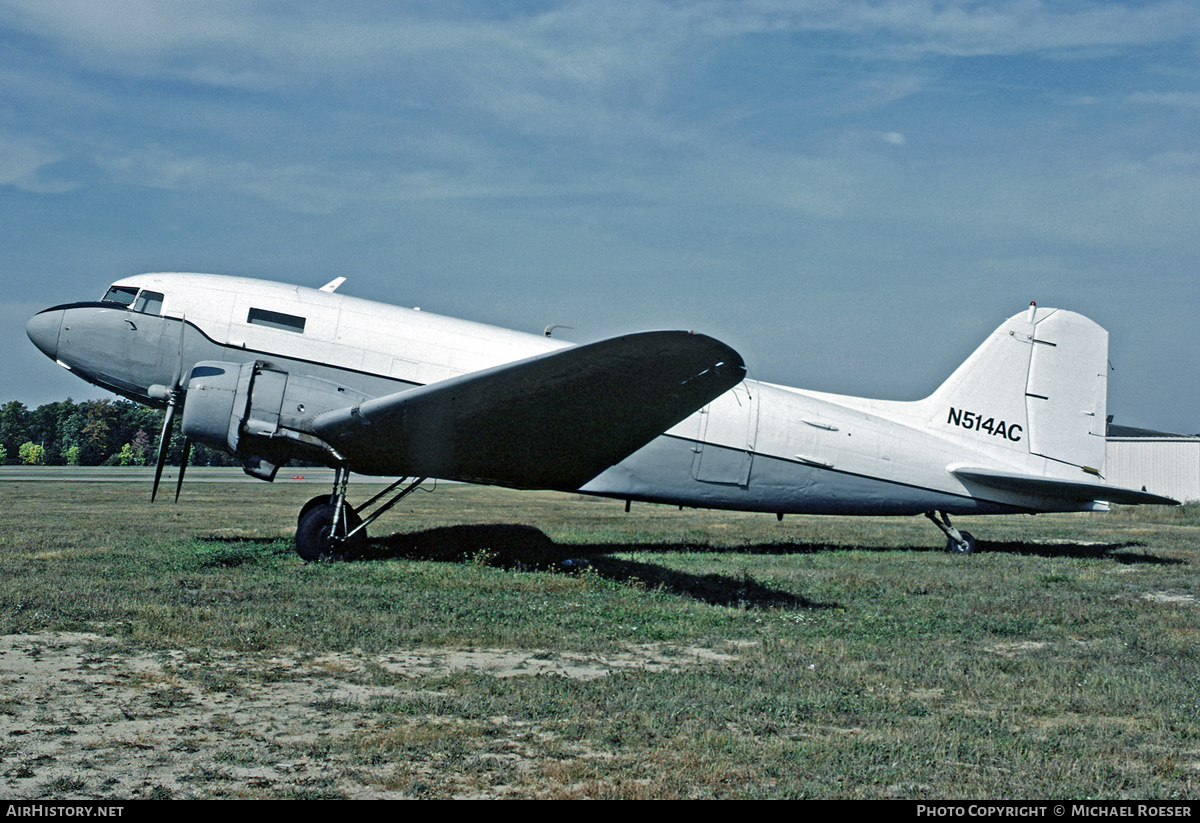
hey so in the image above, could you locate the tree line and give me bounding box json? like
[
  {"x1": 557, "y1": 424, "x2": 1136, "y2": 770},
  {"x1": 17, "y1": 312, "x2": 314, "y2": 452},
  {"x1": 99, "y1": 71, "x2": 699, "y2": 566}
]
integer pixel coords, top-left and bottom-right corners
[{"x1": 0, "y1": 398, "x2": 239, "y2": 467}]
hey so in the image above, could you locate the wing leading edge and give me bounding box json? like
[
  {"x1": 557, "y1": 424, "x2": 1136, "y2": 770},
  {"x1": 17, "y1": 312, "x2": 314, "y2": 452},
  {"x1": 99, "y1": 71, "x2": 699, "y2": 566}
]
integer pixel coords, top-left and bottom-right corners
[{"x1": 312, "y1": 331, "x2": 745, "y2": 489}]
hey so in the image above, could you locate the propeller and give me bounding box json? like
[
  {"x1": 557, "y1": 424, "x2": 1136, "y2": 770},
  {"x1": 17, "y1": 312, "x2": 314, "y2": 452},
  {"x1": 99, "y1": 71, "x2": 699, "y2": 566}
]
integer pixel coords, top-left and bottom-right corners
[
  {"x1": 150, "y1": 389, "x2": 178, "y2": 502},
  {"x1": 150, "y1": 315, "x2": 192, "y2": 502},
  {"x1": 174, "y1": 436, "x2": 192, "y2": 503}
]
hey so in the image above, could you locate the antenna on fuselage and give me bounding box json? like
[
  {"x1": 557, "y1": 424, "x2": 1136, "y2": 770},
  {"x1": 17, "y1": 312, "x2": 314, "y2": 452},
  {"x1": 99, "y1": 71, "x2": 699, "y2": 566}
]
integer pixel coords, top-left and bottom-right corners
[{"x1": 320, "y1": 277, "x2": 346, "y2": 293}]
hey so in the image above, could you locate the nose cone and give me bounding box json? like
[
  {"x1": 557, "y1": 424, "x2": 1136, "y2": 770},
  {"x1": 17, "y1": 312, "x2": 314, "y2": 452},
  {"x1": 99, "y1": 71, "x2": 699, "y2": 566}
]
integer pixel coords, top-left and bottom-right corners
[{"x1": 26, "y1": 309, "x2": 63, "y2": 360}]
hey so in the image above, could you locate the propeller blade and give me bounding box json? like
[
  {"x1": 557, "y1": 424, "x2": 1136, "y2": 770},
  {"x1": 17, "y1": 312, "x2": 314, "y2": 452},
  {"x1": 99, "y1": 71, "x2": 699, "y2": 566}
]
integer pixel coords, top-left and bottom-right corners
[
  {"x1": 152, "y1": 314, "x2": 189, "y2": 504},
  {"x1": 151, "y1": 400, "x2": 177, "y2": 503},
  {"x1": 174, "y1": 437, "x2": 192, "y2": 503}
]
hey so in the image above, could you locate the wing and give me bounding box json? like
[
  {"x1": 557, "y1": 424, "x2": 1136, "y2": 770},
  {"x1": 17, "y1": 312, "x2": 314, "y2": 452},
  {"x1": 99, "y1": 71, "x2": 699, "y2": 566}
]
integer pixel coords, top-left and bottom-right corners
[
  {"x1": 951, "y1": 466, "x2": 1179, "y2": 506},
  {"x1": 312, "y1": 331, "x2": 745, "y2": 489}
]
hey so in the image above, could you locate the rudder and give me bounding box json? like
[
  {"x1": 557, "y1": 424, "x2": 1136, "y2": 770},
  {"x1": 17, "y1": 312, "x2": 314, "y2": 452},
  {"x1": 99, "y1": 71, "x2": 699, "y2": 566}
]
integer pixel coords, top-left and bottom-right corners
[{"x1": 922, "y1": 305, "x2": 1108, "y2": 473}]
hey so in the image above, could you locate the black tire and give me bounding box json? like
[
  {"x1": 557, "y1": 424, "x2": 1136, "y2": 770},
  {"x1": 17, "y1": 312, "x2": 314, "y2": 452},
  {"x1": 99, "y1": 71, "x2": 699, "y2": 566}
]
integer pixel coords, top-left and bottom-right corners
[
  {"x1": 298, "y1": 494, "x2": 332, "y2": 525},
  {"x1": 946, "y1": 530, "x2": 976, "y2": 555},
  {"x1": 296, "y1": 502, "x2": 365, "y2": 562}
]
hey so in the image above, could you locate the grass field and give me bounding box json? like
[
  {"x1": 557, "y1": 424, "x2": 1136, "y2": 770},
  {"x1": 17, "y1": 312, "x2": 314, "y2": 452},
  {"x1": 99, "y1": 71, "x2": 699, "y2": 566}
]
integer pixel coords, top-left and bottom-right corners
[{"x1": 1, "y1": 477, "x2": 1198, "y2": 799}]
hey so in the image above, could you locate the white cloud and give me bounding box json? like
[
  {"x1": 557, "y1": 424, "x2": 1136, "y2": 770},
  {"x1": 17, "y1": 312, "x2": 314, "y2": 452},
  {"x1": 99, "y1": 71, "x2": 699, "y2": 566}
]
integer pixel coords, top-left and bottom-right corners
[
  {"x1": 0, "y1": 135, "x2": 75, "y2": 193},
  {"x1": 6, "y1": 1, "x2": 1195, "y2": 88},
  {"x1": 809, "y1": 0, "x2": 1200, "y2": 57},
  {"x1": 1128, "y1": 90, "x2": 1200, "y2": 108}
]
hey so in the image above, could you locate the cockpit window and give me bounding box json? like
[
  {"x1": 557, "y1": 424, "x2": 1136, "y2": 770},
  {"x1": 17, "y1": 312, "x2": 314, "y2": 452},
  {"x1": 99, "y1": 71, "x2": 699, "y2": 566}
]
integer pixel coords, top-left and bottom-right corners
[
  {"x1": 102, "y1": 285, "x2": 139, "y2": 306},
  {"x1": 132, "y1": 290, "x2": 164, "y2": 315}
]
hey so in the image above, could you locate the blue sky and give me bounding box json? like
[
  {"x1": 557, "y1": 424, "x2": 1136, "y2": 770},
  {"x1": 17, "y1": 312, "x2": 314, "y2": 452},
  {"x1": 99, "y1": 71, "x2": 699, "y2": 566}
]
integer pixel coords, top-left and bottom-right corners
[{"x1": 3, "y1": 0, "x2": 1197, "y2": 433}]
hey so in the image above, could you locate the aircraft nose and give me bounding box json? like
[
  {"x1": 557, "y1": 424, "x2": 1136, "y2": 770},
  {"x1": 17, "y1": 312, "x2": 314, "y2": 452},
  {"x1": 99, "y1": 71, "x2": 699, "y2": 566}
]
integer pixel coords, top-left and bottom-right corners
[{"x1": 26, "y1": 308, "x2": 63, "y2": 360}]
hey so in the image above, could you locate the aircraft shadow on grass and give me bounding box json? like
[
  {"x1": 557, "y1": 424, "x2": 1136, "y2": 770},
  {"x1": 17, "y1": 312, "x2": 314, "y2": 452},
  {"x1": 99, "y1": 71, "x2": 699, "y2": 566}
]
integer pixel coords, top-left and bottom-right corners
[
  {"x1": 975, "y1": 539, "x2": 1183, "y2": 566},
  {"x1": 357, "y1": 524, "x2": 1184, "y2": 601},
  {"x1": 360, "y1": 523, "x2": 1176, "y2": 566},
  {"x1": 195, "y1": 525, "x2": 1180, "y2": 608},
  {"x1": 357, "y1": 523, "x2": 829, "y2": 609}
]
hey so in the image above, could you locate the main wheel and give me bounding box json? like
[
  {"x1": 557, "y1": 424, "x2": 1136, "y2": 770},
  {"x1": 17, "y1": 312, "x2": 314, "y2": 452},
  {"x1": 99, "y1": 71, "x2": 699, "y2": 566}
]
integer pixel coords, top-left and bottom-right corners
[
  {"x1": 296, "y1": 501, "x2": 365, "y2": 562},
  {"x1": 298, "y1": 494, "x2": 332, "y2": 525},
  {"x1": 946, "y1": 530, "x2": 976, "y2": 555}
]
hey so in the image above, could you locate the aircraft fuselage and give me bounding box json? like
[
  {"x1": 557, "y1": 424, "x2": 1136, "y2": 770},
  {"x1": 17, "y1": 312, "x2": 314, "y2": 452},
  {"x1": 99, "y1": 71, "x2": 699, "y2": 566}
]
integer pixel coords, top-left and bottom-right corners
[{"x1": 28, "y1": 273, "x2": 1143, "y2": 537}]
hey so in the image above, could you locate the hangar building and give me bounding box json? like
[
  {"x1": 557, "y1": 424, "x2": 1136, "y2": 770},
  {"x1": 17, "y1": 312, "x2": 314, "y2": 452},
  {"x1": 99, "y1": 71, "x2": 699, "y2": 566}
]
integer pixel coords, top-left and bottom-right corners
[{"x1": 1106, "y1": 424, "x2": 1200, "y2": 504}]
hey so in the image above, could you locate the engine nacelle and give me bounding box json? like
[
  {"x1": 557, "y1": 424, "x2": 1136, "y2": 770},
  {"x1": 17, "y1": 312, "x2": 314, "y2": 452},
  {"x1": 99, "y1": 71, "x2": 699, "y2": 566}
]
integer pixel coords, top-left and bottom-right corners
[{"x1": 181, "y1": 360, "x2": 371, "y2": 475}]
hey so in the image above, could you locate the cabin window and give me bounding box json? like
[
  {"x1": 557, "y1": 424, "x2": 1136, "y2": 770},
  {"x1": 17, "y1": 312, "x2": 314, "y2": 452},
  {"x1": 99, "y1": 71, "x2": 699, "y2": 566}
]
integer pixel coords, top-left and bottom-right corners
[
  {"x1": 102, "y1": 285, "x2": 139, "y2": 306},
  {"x1": 132, "y1": 290, "x2": 164, "y2": 315},
  {"x1": 247, "y1": 307, "x2": 306, "y2": 333}
]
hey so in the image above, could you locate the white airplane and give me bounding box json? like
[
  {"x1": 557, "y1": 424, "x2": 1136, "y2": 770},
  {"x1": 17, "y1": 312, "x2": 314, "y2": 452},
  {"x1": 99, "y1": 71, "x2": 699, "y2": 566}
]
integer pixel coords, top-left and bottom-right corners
[{"x1": 26, "y1": 273, "x2": 1176, "y2": 560}]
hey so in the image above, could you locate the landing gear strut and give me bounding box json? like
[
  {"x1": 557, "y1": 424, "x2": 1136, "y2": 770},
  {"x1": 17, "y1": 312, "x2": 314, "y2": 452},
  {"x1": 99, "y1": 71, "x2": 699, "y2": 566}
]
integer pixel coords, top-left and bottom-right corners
[
  {"x1": 925, "y1": 511, "x2": 977, "y2": 555},
  {"x1": 294, "y1": 467, "x2": 428, "y2": 561}
]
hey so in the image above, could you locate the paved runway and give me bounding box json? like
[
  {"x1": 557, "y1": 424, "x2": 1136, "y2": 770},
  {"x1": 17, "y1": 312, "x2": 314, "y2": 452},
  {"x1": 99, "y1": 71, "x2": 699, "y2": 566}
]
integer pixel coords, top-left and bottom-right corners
[{"x1": 0, "y1": 466, "x2": 383, "y2": 484}]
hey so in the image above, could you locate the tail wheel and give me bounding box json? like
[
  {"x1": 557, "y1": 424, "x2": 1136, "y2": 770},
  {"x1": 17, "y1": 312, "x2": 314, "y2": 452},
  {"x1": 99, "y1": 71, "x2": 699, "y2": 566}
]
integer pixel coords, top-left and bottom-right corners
[
  {"x1": 296, "y1": 501, "x2": 365, "y2": 562},
  {"x1": 946, "y1": 531, "x2": 976, "y2": 555}
]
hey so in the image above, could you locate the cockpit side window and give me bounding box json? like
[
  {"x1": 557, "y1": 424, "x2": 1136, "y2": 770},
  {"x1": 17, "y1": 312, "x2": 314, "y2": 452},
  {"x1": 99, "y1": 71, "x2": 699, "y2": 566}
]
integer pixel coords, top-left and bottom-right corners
[
  {"x1": 102, "y1": 285, "x2": 139, "y2": 306},
  {"x1": 132, "y1": 290, "x2": 164, "y2": 315}
]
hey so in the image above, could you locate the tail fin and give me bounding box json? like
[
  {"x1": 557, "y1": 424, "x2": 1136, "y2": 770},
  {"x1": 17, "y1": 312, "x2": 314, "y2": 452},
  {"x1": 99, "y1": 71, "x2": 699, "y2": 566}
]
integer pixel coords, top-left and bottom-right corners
[{"x1": 920, "y1": 305, "x2": 1109, "y2": 473}]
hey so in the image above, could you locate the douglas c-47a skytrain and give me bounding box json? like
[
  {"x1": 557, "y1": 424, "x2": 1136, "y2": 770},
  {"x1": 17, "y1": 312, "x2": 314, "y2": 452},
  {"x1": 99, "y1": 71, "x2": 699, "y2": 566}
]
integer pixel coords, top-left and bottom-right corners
[{"x1": 26, "y1": 273, "x2": 1177, "y2": 560}]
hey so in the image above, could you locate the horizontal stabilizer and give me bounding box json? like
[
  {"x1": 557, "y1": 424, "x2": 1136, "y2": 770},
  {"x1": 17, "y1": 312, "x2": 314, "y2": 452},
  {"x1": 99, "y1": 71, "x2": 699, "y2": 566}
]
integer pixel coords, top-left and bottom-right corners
[
  {"x1": 313, "y1": 331, "x2": 745, "y2": 489},
  {"x1": 951, "y1": 466, "x2": 1179, "y2": 506}
]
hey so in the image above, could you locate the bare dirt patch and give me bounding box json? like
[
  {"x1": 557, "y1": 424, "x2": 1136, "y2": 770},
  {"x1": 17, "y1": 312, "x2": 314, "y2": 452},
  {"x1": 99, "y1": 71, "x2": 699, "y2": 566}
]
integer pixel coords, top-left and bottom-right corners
[
  {"x1": 1140, "y1": 590, "x2": 1197, "y2": 605},
  {"x1": 0, "y1": 632, "x2": 740, "y2": 799}
]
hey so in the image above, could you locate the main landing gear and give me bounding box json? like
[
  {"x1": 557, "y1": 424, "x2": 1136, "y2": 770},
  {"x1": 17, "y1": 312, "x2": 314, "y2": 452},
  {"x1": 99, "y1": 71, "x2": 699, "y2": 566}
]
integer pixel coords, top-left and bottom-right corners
[
  {"x1": 295, "y1": 467, "x2": 428, "y2": 561},
  {"x1": 925, "y1": 511, "x2": 977, "y2": 555}
]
